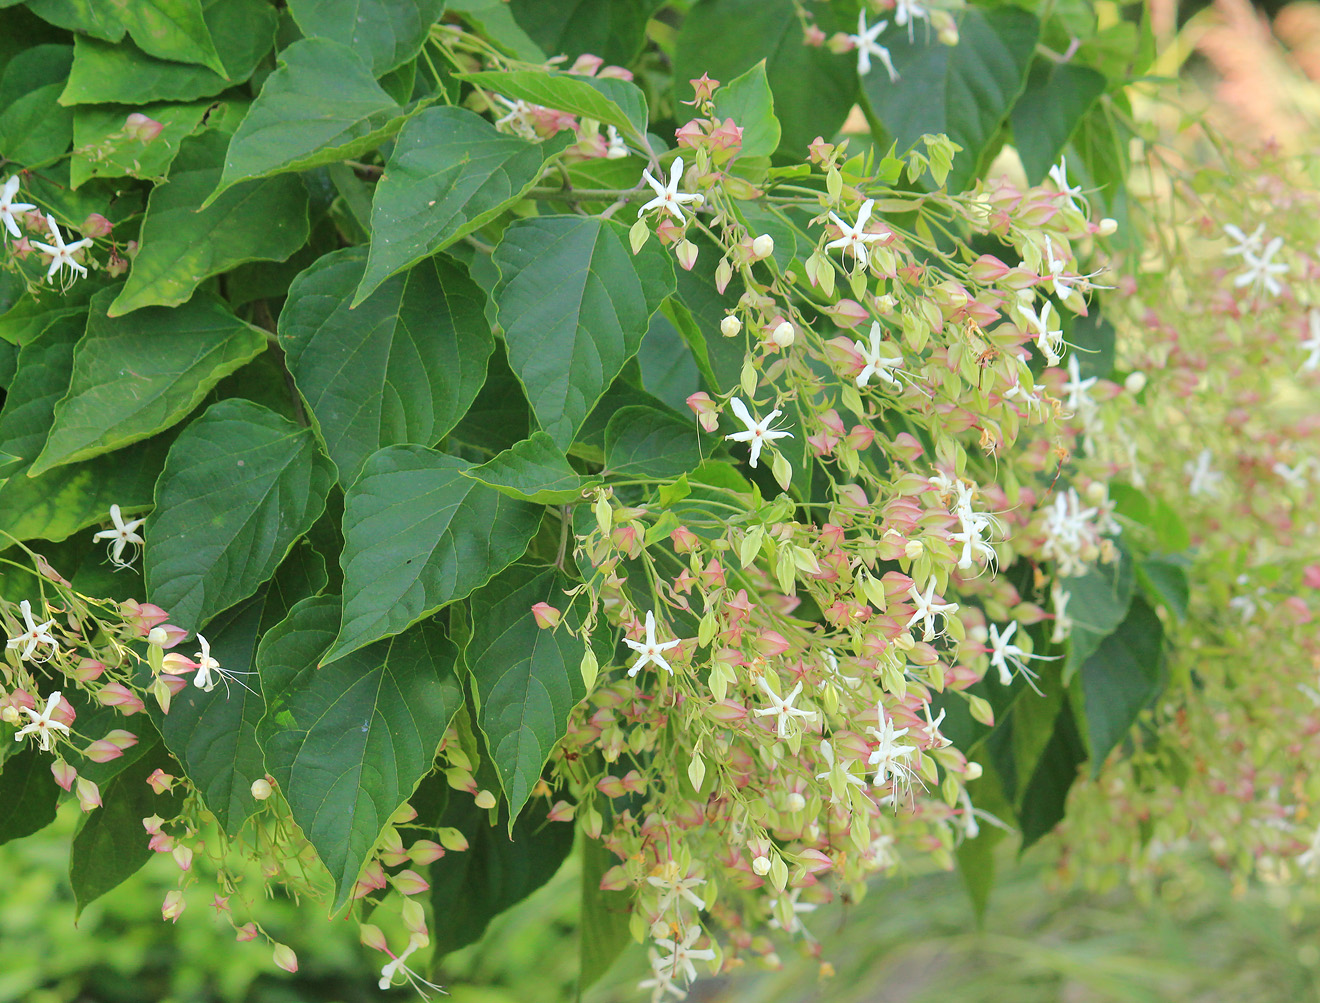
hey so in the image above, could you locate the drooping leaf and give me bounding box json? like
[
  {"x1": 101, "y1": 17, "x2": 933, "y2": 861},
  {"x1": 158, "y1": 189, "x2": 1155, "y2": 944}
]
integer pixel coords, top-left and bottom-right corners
[
  {"x1": 257, "y1": 594, "x2": 463, "y2": 910},
  {"x1": 712, "y1": 59, "x2": 780, "y2": 160},
  {"x1": 329, "y1": 446, "x2": 542, "y2": 663},
  {"x1": 109, "y1": 132, "x2": 309, "y2": 315},
  {"x1": 69, "y1": 740, "x2": 185, "y2": 915},
  {"x1": 1079, "y1": 596, "x2": 1165, "y2": 774},
  {"x1": 0, "y1": 745, "x2": 60, "y2": 846},
  {"x1": 465, "y1": 564, "x2": 587, "y2": 818},
  {"x1": 1017, "y1": 699, "x2": 1086, "y2": 850},
  {"x1": 355, "y1": 107, "x2": 562, "y2": 303},
  {"x1": 145, "y1": 399, "x2": 335, "y2": 632},
  {"x1": 1010, "y1": 59, "x2": 1107, "y2": 184},
  {"x1": 29, "y1": 289, "x2": 265, "y2": 475},
  {"x1": 462, "y1": 432, "x2": 593, "y2": 504},
  {"x1": 506, "y1": 0, "x2": 662, "y2": 66},
  {"x1": 861, "y1": 6, "x2": 1040, "y2": 192},
  {"x1": 207, "y1": 38, "x2": 422, "y2": 202},
  {"x1": 287, "y1": 0, "x2": 445, "y2": 74},
  {"x1": 604, "y1": 404, "x2": 704, "y2": 479},
  {"x1": 279, "y1": 248, "x2": 492, "y2": 485},
  {"x1": 1060, "y1": 551, "x2": 1135, "y2": 678},
  {"x1": 427, "y1": 790, "x2": 574, "y2": 956},
  {"x1": 70, "y1": 98, "x2": 213, "y2": 187},
  {"x1": 492, "y1": 215, "x2": 675, "y2": 448},
  {"x1": 674, "y1": 0, "x2": 856, "y2": 156},
  {"x1": 60, "y1": 0, "x2": 277, "y2": 105},
  {"x1": 458, "y1": 69, "x2": 649, "y2": 145},
  {"x1": 152, "y1": 544, "x2": 326, "y2": 836}
]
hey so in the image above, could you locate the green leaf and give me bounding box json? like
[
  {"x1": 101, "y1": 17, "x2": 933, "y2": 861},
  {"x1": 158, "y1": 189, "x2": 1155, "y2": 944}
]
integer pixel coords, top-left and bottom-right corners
[
  {"x1": 444, "y1": 340, "x2": 532, "y2": 456},
  {"x1": 1010, "y1": 59, "x2": 1107, "y2": 185},
  {"x1": 507, "y1": 0, "x2": 661, "y2": 66},
  {"x1": 1079, "y1": 596, "x2": 1164, "y2": 773},
  {"x1": 287, "y1": 0, "x2": 444, "y2": 75},
  {"x1": 109, "y1": 132, "x2": 310, "y2": 315},
  {"x1": 463, "y1": 432, "x2": 593, "y2": 504},
  {"x1": 1060, "y1": 553, "x2": 1135, "y2": 679},
  {"x1": 30, "y1": 289, "x2": 266, "y2": 475},
  {"x1": 604, "y1": 404, "x2": 703, "y2": 479},
  {"x1": 1067, "y1": 308, "x2": 1116, "y2": 379},
  {"x1": 492, "y1": 215, "x2": 675, "y2": 448},
  {"x1": 70, "y1": 98, "x2": 212, "y2": 187},
  {"x1": 712, "y1": 60, "x2": 781, "y2": 160},
  {"x1": 861, "y1": 7, "x2": 1039, "y2": 192},
  {"x1": 69, "y1": 740, "x2": 185, "y2": 915},
  {"x1": 24, "y1": 0, "x2": 125, "y2": 41},
  {"x1": 60, "y1": 0, "x2": 277, "y2": 105},
  {"x1": 674, "y1": 0, "x2": 856, "y2": 156},
  {"x1": 153, "y1": 544, "x2": 325, "y2": 836},
  {"x1": 446, "y1": 0, "x2": 546, "y2": 61},
  {"x1": 458, "y1": 69, "x2": 649, "y2": 145},
  {"x1": 280, "y1": 247, "x2": 492, "y2": 486},
  {"x1": 0, "y1": 80, "x2": 73, "y2": 166},
  {"x1": 427, "y1": 791, "x2": 574, "y2": 956},
  {"x1": 355, "y1": 106, "x2": 560, "y2": 303},
  {"x1": 465, "y1": 564, "x2": 586, "y2": 818},
  {"x1": 145, "y1": 399, "x2": 335, "y2": 632},
  {"x1": 0, "y1": 314, "x2": 81, "y2": 479},
  {"x1": 329, "y1": 446, "x2": 542, "y2": 663},
  {"x1": 206, "y1": 38, "x2": 420, "y2": 203},
  {"x1": 1137, "y1": 556, "x2": 1189, "y2": 622},
  {"x1": 636, "y1": 309, "x2": 702, "y2": 415},
  {"x1": 955, "y1": 821, "x2": 1004, "y2": 924},
  {"x1": 1017, "y1": 699, "x2": 1086, "y2": 850},
  {"x1": 257, "y1": 594, "x2": 463, "y2": 910},
  {"x1": 0, "y1": 746, "x2": 60, "y2": 846},
  {"x1": 580, "y1": 832, "x2": 632, "y2": 990},
  {"x1": 113, "y1": 0, "x2": 225, "y2": 75}
]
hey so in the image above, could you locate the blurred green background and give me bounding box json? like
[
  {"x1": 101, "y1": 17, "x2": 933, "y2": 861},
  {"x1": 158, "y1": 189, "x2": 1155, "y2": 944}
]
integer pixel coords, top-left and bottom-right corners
[{"x1": 6, "y1": 803, "x2": 1319, "y2": 1003}]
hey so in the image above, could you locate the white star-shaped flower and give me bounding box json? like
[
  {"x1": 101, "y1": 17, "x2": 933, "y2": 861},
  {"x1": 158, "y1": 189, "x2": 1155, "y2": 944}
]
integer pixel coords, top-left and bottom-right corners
[
  {"x1": 1222, "y1": 223, "x2": 1265, "y2": 259},
  {"x1": 93, "y1": 503, "x2": 146, "y2": 569},
  {"x1": 193, "y1": 633, "x2": 221, "y2": 691},
  {"x1": 854, "y1": 320, "x2": 903, "y2": 387},
  {"x1": 848, "y1": 10, "x2": 898, "y2": 80},
  {"x1": 1300, "y1": 308, "x2": 1320, "y2": 372},
  {"x1": 6, "y1": 599, "x2": 58, "y2": 662},
  {"x1": 637, "y1": 157, "x2": 701, "y2": 222},
  {"x1": 866, "y1": 709, "x2": 916, "y2": 789},
  {"x1": 1184, "y1": 448, "x2": 1223, "y2": 498},
  {"x1": 724, "y1": 397, "x2": 793, "y2": 469},
  {"x1": 904, "y1": 579, "x2": 958, "y2": 641},
  {"x1": 753, "y1": 676, "x2": 817, "y2": 739},
  {"x1": 491, "y1": 95, "x2": 541, "y2": 140},
  {"x1": 0, "y1": 175, "x2": 35, "y2": 239},
  {"x1": 1048, "y1": 158, "x2": 1085, "y2": 215},
  {"x1": 1019, "y1": 297, "x2": 1063, "y2": 367},
  {"x1": 31, "y1": 213, "x2": 93, "y2": 285},
  {"x1": 646, "y1": 861, "x2": 707, "y2": 913},
  {"x1": 15, "y1": 691, "x2": 71, "y2": 752},
  {"x1": 1233, "y1": 235, "x2": 1288, "y2": 298},
  {"x1": 649, "y1": 926, "x2": 715, "y2": 986},
  {"x1": 986, "y1": 621, "x2": 1057, "y2": 690},
  {"x1": 825, "y1": 198, "x2": 882, "y2": 272},
  {"x1": 893, "y1": 0, "x2": 930, "y2": 37},
  {"x1": 624, "y1": 610, "x2": 680, "y2": 677}
]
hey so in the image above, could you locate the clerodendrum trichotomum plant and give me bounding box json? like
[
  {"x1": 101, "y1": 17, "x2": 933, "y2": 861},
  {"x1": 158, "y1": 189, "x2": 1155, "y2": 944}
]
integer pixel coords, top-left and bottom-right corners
[{"x1": 1, "y1": 0, "x2": 1316, "y2": 998}]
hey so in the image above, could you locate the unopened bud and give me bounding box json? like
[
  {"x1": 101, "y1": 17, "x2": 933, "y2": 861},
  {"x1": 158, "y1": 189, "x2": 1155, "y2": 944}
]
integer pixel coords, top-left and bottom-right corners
[
  {"x1": 785, "y1": 792, "x2": 806, "y2": 812},
  {"x1": 903, "y1": 539, "x2": 924, "y2": 559},
  {"x1": 751, "y1": 233, "x2": 775, "y2": 259},
  {"x1": 272, "y1": 944, "x2": 299, "y2": 973},
  {"x1": 752, "y1": 854, "x2": 772, "y2": 875},
  {"x1": 80, "y1": 213, "x2": 112, "y2": 239},
  {"x1": 1124, "y1": 371, "x2": 1146, "y2": 394},
  {"x1": 474, "y1": 789, "x2": 497, "y2": 809},
  {"x1": 675, "y1": 238, "x2": 698, "y2": 271},
  {"x1": 964, "y1": 761, "x2": 983, "y2": 780},
  {"x1": 720, "y1": 314, "x2": 742, "y2": 338},
  {"x1": 124, "y1": 112, "x2": 164, "y2": 142},
  {"x1": 770, "y1": 321, "x2": 795, "y2": 347},
  {"x1": 1097, "y1": 217, "x2": 1118, "y2": 236},
  {"x1": 250, "y1": 778, "x2": 273, "y2": 800},
  {"x1": 530, "y1": 602, "x2": 561, "y2": 629},
  {"x1": 162, "y1": 890, "x2": 186, "y2": 922}
]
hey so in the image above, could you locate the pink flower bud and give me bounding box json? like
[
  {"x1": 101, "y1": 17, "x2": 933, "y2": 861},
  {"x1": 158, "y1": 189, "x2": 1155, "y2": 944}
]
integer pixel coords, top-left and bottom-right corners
[
  {"x1": 675, "y1": 238, "x2": 699, "y2": 271},
  {"x1": 75, "y1": 779, "x2": 101, "y2": 811},
  {"x1": 142, "y1": 814, "x2": 164, "y2": 834},
  {"x1": 969, "y1": 254, "x2": 1011, "y2": 283},
  {"x1": 161, "y1": 890, "x2": 186, "y2": 922},
  {"x1": 547, "y1": 800, "x2": 576, "y2": 823},
  {"x1": 71, "y1": 658, "x2": 106, "y2": 682},
  {"x1": 846, "y1": 425, "x2": 875, "y2": 450},
  {"x1": 125, "y1": 112, "x2": 164, "y2": 142},
  {"x1": 669, "y1": 525, "x2": 700, "y2": 553},
  {"x1": 149, "y1": 832, "x2": 175, "y2": 853},
  {"x1": 674, "y1": 119, "x2": 705, "y2": 149},
  {"x1": 1304, "y1": 564, "x2": 1320, "y2": 590},
  {"x1": 709, "y1": 699, "x2": 748, "y2": 722},
  {"x1": 51, "y1": 759, "x2": 78, "y2": 791},
  {"x1": 599, "y1": 864, "x2": 630, "y2": 891},
  {"x1": 437, "y1": 827, "x2": 469, "y2": 852},
  {"x1": 408, "y1": 839, "x2": 445, "y2": 864},
  {"x1": 146, "y1": 623, "x2": 188, "y2": 648},
  {"x1": 96, "y1": 682, "x2": 145, "y2": 715},
  {"x1": 35, "y1": 554, "x2": 70, "y2": 585},
  {"x1": 146, "y1": 768, "x2": 175, "y2": 795},
  {"x1": 235, "y1": 922, "x2": 258, "y2": 942},
  {"x1": 80, "y1": 213, "x2": 112, "y2": 239},
  {"x1": 121, "y1": 599, "x2": 169, "y2": 632},
  {"x1": 568, "y1": 53, "x2": 604, "y2": 76},
  {"x1": 596, "y1": 775, "x2": 627, "y2": 798},
  {"x1": 797, "y1": 848, "x2": 833, "y2": 873},
  {"x1": 172, "y1": 845, "x2": 193, "y2": 871},
  {"x1": 531, "y1": 602, "x2": 561, "y2": 629},
  {"x1": 391, "y1": 869, "x2": 430, "y2": 896},
  {"x1": 359, "y1": 923, "x2": 389, "y2": 952},
  {"x1": 390, "y1": 802, "x2": 418, "y2": 824},
  {"x1": 823, "y1": 298, "x2": 870, "y2": 329},
  {"x1": 161, "y1": 652, "x2": 198, "y2": 675},
  {"x1": 11, "y1": 236, "x2": 32, "y2": 259},
  {"x1": 83, "y1": 739, "x2": 125, "y2": 763},
  {"x1": 272, "y1": 944, "x2": 298, "y2": 973}
]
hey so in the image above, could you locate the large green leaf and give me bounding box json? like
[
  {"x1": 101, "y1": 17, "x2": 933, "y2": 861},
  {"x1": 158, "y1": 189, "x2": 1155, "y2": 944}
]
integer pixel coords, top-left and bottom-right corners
[
  {"x1": 280, "y1": 247, "x2": 492, "y2": 485},
  {"x1": 152, "y1": 544, "x2": 326, "y2": 836},
  {"x1": 427, "y1": 791, "x2": 574, "y2": 956},
  {"x1": 1017, "y1": 699, "x2": 1086, "y2": 850},
  {"x1": 0, "y1": 80, "x2": 72, "y2": 166},
  {"x1": 0, "y1": 746, "x2": 59, "y2": 846},
  {"x1": 328, "y1": 446, "x2": 542, "y2": 663},
  {"x1": 25, "y1": 0, "x2": 124, "y2": 41},
  {"x1": 462, "y1": 432, "x2": 593, "y2": 504},
  {"x1": 206, "y1": 38, "x2": 420, "y2": 202},
  {"x1": 109, "y1": 132, "x2": 309, "y2": 315},
  {"x1": 604, "y1": 404, "x2": 703, "y2": 479},
  {"x1": 674, "y1": 0, "x2": 856, "y2": 156},
  {"x1": 861, "y1": 6, "x2": 1039, "y2": 192},
  {"x1": 580, "y1": 832, "x2": 633, "y2": 989},
  {"x1": 1079, "y1": 596, "x2": 1164, "y2": 774},
  {"x1": 70, "y1": 741, "x2": 186, "y2": 916},
  {"x1": 113, "y1": 0, "x2": 225, "y2": 75},
  {"x1": 1060, "y1": 552, "x2": 1134, "y2": 678},
  {"x1": 70, "y1": 98, "x2": 213, "y2": 187},
  {"x1": 458, "y1": 69, "x2": 649, "y2": 145},
  {"x1": 29, "y1": 289, "x2": 266, "y2": 475},
  {"x1": 492, "y1": 215, "x2": 675, "y2": 448},
  {"x1": 465, "y1": 564, "x2": 587, "y2": 818},
  {"x1": 287, "y1": 0, "x2": 444, "y2": 74},
  {"x1": 0, "y1": 314, "x2": 82, "y2": 479},
  {"x1": 60, "y1": 0, "x2": 277, "y2": 105},
  {"x1": 712, "y1": 59, "x2": 781, "y2": 160},
  {"x1": 145, "y1": 399, "x2": 334, "y2": 632},
  {"x1": 257, "y1": 594, "x2": 463, "y2": 910},
  {"x1": 1010, "y1": 59, "x2": 1107, "y2": 185},
  {"x1": 507, "y1": 0, "x2": 661, "y2": 66},
  {"x1": 354, "y1": 107, "x2": 559, "y2": 303}
]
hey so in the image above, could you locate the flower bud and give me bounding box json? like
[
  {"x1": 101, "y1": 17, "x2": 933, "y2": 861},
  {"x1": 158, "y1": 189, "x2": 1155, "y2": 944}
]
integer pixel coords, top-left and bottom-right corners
[
  {"x1": 675, "y1": 238, "x2": 699, "y2": 271},
  {"x1": 147, "y1": 623, "x2": 188, "y2": 648},
  {"x1": 785, "y1": 792, "x2": 806, "y2": 812},
  {"x1": 272, "y1": 944, "x2": 299, "y2": 973},
  {"x1": 147, "y1": 768, "x2": 175, "y2": 795},
  {"x1": 392, "y1": 869, "x2": 431, "y2": 896},
  {"x1": 1124, "y1": 371, "x2": 1147, "y2": 394},
  {"x1": 1097, "y1": 217, "x2": 1118, "y2": 236},
  {"x1": 720, "y1": 315, "x2": 742, "y2": 338},
  {"x1": 474, "y1": 788, "x2": 497, "y2": 809},
  {"x1": 83, "y1": 739, "x2": 125, "y2": 763},
  {"x1": 530, "y1": 602, "x2": 561, "y2": 629},
  {"x1": 251, "y1": 777, "x2": 273, "y2": 800},
  {"x1": 71, "y1": 658, "x2": 106, "y2": 682},
  {"x1": 752, "y1": 855, "x2": 772, "y2": 876},
  {"x1": 409, "y1": 839, "x2": 445, "y2": 864},
  {"x1": 80, "y1": 213, "x2": 112, "y2": 239},
  {"x1": 401, "y1": 898, "x2": 428, "y2": 937},
  {"x1": 770, "y1": 321, "x2": 795, "y2": 348},
  {"x1": 162, "y1": 890, "x2": 186, "y2": 922},
  {"x1": 1, "y1": 706, "x2": 20, "y2": 725},
  {"x1": 51, "y1": 759, "x2": 77, "y2": 791},
  {"x1": 437, "y1": 826, "x2": 470, "y2": 852},
  {"x1": 172, "y1": 845, "x2": 194, "y2": 871},
  {"x1": 124, "y1": 112, "x2": 164, "y2": 142},
  {"x1": 751, "y1": 233, "x2": 775, "y2": 259}
]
